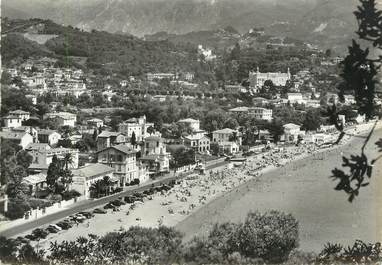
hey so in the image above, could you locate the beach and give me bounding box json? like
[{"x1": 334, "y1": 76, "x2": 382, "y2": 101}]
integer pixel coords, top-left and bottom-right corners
[
  {"x1": 21, "y1": 122, "x2": 382, "y2": 253},
  {"x1": 176, "y1": 123, "x2": 382, "y2": 252}
]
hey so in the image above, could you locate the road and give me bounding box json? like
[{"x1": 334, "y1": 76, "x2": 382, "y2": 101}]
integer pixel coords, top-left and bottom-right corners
[{"x1": 0, "y1": 161, "x2": 228, "y2": 238}]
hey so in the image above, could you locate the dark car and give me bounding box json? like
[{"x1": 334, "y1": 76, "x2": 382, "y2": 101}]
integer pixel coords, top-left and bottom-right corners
[
  {"x1": 46, "y1": 226, "x2": 59, "y2": 233},
  {"x1": 104, "y1": 203, "x2": 116, "y2": 210},
  {"x1": 14, "y1": 236, "x2": 30, "y2": 244},
  {"x1": 111, "y1": 200, "x2": 124, "y2": 206},
  {"x1": 25, "y1": 234, "x2": 38, "y2": 241},
  {"x1": 31, "y1": 228, "x2": 49, "y2": 239},
  {"x1": 114, "y1": 187, "x2": 123, "y2": 193},
  {"x1": 93, "y1": 208, "x2": 107, "y2": 214},
  {"x1": 161, "y1": 185, "x2": 171, "y2": 191},
  {"x1": 79, "y1": 211, "x2": 94, "y2": 218},
  {"x1": 56, "y1": 222, "x2": 71, "y2": 230},
  {"x1": 124, "y1": 196, "x2": 135, "y2": 203}
]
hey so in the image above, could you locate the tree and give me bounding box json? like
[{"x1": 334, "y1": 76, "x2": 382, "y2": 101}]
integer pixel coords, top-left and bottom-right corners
[
  {"x1": 237, "y1": 211, "x2": 299, "y2": 263},
  {"x1": 46, "y1": 155, "x2": 61, "y2": 191},
  {"x1": 325, "y1": 48, "x2": 332, "y2": 57},
  {"x1": 130, "y1": 131, "x2": 137, "y2": 146},
  {"x1": 6, "y1": 166, "x2": 29, "y2": 199},
  {"x1": 147, "y1": 125, "x2": 155, "y2": 135},
  {"x1": 329, "y1": 0, "x2": 382, "y2": 202},
  {"x1": 302, "y1": 109, "x2": 322, "y2": 131}
]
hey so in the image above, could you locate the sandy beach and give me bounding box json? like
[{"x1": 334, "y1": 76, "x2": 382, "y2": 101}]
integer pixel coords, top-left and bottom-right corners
[
  {"x1": 176, "y1": 123, "x2": 382, "y2": 252},
  {"x1": 22, "y1": 122, "x2": 382, "y2": 253}
]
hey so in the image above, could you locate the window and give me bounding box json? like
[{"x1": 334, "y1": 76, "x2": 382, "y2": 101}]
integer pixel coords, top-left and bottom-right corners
[{"x1": 117, "y1": 165, "x2": 122, "y2": 172}]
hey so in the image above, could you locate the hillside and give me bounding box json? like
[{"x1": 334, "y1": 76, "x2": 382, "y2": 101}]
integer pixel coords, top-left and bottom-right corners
[
  {"x1": 2, "y1": 0, "x2": 359, "y2": 52},
  {"x1": 1, "y1": 18, "x2": 199, "y2": 76}
]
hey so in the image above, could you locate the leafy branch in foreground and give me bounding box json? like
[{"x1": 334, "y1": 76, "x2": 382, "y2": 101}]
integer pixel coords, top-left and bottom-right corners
[{"x1": 329, "y1": 0, "x2": 382, "y2": 202}]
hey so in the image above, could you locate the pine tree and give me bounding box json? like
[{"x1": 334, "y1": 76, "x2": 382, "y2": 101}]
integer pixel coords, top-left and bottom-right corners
[
  {"x1": 131, "y1": 131, "x2": 137, "y2": 146},
  {"x1": 46, "y1": 155, "x2": 60, "y2": 191}
]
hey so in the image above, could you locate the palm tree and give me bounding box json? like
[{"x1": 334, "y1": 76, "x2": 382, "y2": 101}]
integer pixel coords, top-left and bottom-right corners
[
  {"x1": 62, "y1": 153, "x2": 74, "y2": 170},
  {"x1": 89, "y1": 180, "x2": 104, "y2": 198},
  {"x1": 102, "y1": 176, "x2": 112, "y2": 195}
]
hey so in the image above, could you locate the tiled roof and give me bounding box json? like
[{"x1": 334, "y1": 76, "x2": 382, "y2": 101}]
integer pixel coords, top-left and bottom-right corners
[
  {"x1": 72, "y1": 163, "x2": 114, "y2": 180},
  {"x1": 178, "y1": 118, "x2": 199, "y2": 123},
  {"x1": 0, "y1": 131, "x2": 29, "y2": 140},
  {"x1": 213, "y1": 128, "x2": 236, "y2": 134},
  {"x1": 98, "y1": 131, "x2": 121, "y2": 138}
]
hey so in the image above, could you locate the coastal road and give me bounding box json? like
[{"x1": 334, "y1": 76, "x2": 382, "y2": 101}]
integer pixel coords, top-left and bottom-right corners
[{"x1": 0, "y1": 161, "x2": 228, "y2": 238}]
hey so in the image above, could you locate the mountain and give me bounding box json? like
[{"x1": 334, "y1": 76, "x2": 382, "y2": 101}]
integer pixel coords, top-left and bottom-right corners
[
  {"x1": 1, "y1": 18, "x2": 199, "y2": 76},
  {"x1": 2, "y1": 0, "x2": 360, "y2": 51}
]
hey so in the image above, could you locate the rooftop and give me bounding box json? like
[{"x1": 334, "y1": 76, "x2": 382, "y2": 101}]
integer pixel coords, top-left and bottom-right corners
[
  {"x1": 178, "y1": 118, "x2": 199, "y2": 123},
  {"x1": 23, "y1": 173, "x2": 47, "y2": 185},
  {"x1": 72, "y1": 163, "x2": 114, "y2": 180},
  {"x1": 10, "y1": 110, "x2": 30, "y2": 115},
  {"x1": 98, "y1": 131, "x2": 122, "y2": 138},
  {"x1": 0, "y1": 131, "x2": 29, "y2": 140},
  {"x1": 213, "y1": 128, "x2": 237, "y2": 134}
]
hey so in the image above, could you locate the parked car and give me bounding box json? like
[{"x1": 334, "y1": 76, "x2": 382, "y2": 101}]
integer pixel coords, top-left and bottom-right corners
[
  {"x1": 124, "y1": 196, "x2": 135, "y2": 203},
  {"x1": 31, "y1": 228, "x2": 49, "y2": 239},
  {"x1": 74, "y1": 214, "x2": 87, "y2": 220},
  {"x1": 56, "y1": 222, "x2": 71, "y2": 230},
  {"x1": 25, "y1": 234, "x2": 38, "y2": 241},
  {"x1": 93, "y1": 208, "x2": 107, "y2": 214},
  {"x1": 47, "y1": 226, "x2": 59, "y2": 233},
  {"x1": 104, "y1": 203, "x2": 116, "y2": 210},
  {"x1": 111, "y1": 200, "x2": 124, "y2": 206},
  {"x1": 79, "y1": 211, "x2": 94, "y2": 218},
  {"x1": 114, "y1": 187, "x2": 123, "y2": 193},
  {"x1": 49, "y1": 224, "x2": 62, "y2": 231},
  {"x1": 15, "y1": 236, "x2": 30, "y2": 244}
]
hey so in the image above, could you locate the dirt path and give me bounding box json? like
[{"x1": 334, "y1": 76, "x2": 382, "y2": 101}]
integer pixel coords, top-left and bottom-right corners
[{"x1": 176, "y1": 128, "x2": 382, "y2": 252}]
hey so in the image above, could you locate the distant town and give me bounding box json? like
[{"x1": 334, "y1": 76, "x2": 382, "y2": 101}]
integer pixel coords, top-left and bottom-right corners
[{"x1": 1, "y1": 4, "x2": 382, "y2": 264}]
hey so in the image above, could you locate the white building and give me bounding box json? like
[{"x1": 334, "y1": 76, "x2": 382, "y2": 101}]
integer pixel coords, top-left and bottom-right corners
[
  {"x1": 118, "y1": 115, "x2": 155, "y2": 142},
  {"x1": 198, "y1": 45, "x2": 216, "y2": 61},
  {"x1": 27, "y1": 145, "x2": 79, "y2": 173},
  {"x1": 146, "y1": 73, "x2": 178, "y2": 81},
  {"x1": 9, "y1": 110, "x2": 30, "y2": 121},
  {"x1": 184, "y1": 134, "x2": 211, "y2": 153},
  {"x1": 282, "y1": 123, "x2": 305, "y2": 143},
  {"x1": 37, "y1": 129, "x2": 62, "y2": 146},
  {"x1": 97, "y1": 144, "x2": 142, "y2": 186},
  {"x1": 87, "y1": 118, "x2": 104, "y2": 128},
  {"x1": 212, "y1": 128, "x2": 242, "y2": 146},
  {"x1": 287, "y1": 93, "x2": 305, "y2": 104},
  {"x1": 44, "y1": 112, "x2": 77, "y2": 127},
  {"x1": 71, "y1": 163, "x2": 116, "y2": 198},
  {"x1": 177, "y1": 118, "x2": 200, "y2": 132},
  {"x1": 0, "y1": 131, "x2": 34, "y2": 149},
  {"x1": 248, "y1": 107, "x2": 273, "y2": 121},
  {"x1": 249, "y1": 67, "x2": 291, "y2": 88},
  {"x1": 4, "y1": 115, "x2": 23, "y2": 128}
]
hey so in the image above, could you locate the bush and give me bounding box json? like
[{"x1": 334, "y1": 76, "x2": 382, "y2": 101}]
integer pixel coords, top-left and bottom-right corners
[
  {"x1": 62, "y1": 190, "x2": 81, "y2": 201},
  {"x1": 237, "y1": 211, "x2": 299, "y2": 263},
  {"x1": 5, "y1": 201, "x2": 30, "y2": 220},
  {"x1": 28, "y1": 199, "x2": 53, "y2": 209},
  {"x1": 184, "y1": 211, "x2": 299, "y2": 264},
  {"x1": 317, "y1": 240, "x2": 382, "y2": 264}
]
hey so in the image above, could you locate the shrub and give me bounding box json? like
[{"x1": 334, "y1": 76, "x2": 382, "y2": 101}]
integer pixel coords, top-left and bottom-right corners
[
  {"x1": 61, "y1": 190, "x2": 81, "y2": 201},
  {"x1": 237, "y1": 211, "x2": 299, "y2": 263},
  {"x1": 317, "y1": 240, "x2": 382, "y2": 264},
  {"x1": 28, "y1": 199, "x2": 53, "y2": 209},
  {"x1": 5, "y1": 201, "x2": 30, "y2": 220}
]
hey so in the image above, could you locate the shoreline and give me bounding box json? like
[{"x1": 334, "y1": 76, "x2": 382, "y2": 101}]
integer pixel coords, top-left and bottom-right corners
[
  {"x1": 176, "y1": 122, "x2": 382, "y2": 252},
  {"x1": 13, "y1": 122, "x2": 381, "y2": 252}
]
